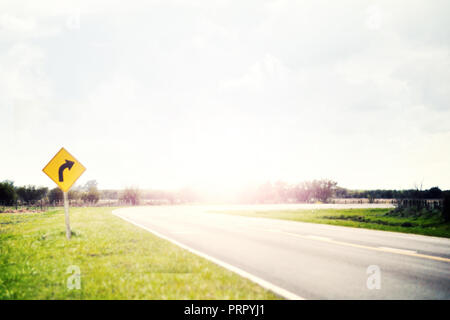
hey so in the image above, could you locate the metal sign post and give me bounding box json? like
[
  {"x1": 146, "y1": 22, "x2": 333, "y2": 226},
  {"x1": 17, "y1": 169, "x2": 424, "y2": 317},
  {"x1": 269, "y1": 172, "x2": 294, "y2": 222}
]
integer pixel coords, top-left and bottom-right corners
[{"x1": 63, "y1": 191, "x2": 71, "y2": 240}]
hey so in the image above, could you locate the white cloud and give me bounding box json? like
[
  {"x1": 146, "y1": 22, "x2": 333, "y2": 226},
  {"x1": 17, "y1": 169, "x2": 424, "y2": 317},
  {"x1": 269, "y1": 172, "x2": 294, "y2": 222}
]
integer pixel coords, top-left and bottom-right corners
[
  {"x1": 0, "y1": 14, "x2": 36, "y2": 33},
  {"x1": 0, "y1": 43, "x2": 53, "y2": 148},
  {"x1": 365, "y1": 5, "x2": 383, "y2": 30},
  {"x1": 0, "y1": 13, "x2": 61, "y2": 41},
  {"x1": 219, "y1": 53, "x2": 289, "y2": 90}
]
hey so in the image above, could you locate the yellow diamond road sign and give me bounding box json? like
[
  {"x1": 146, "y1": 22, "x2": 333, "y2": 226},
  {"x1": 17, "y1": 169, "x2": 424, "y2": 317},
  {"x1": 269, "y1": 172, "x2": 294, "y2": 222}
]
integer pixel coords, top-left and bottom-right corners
[{"x1": 42, "y1": 147, "x2": 86, "y2": 192}]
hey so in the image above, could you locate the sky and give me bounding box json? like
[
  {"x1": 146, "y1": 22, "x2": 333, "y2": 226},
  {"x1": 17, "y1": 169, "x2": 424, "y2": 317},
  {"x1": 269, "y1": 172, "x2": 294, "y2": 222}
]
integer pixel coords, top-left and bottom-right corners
[{"x1": 1, "y1": 0, "x2": 450, "y2": 193}]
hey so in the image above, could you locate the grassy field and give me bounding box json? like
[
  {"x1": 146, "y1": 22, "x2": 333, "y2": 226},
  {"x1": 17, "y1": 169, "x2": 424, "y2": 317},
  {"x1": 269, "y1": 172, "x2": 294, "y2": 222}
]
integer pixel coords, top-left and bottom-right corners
[
  {"x1": 214, "y1": 208, "x2": 450, "y2": 238},
  {"x1": 0, "y1": 207, "x2": 279, "y2": 300}
]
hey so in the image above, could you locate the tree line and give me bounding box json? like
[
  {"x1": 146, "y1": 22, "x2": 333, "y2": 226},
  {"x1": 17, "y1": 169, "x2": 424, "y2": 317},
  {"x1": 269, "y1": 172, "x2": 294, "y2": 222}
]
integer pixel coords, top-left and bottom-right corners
[
  {"x1": 1, "y1": 178, "x2": 448, "y2": 207},
  {"x1": 238, "y1": 182, "x2": 447, "y2": 204},
  {"x1": 0, "y1": 180, "x2": 147, "y2": 207},
  {"x1": 238, "y1": 180, "x2": 339, "y2": 203},
  {"x1": 100, "y1": 187, "x2": 199, "y2": 205},
  {"x1": 335, "y1": 187, "x2": 444, "y2": 201},
  {"x1": 0, "y1": 180, "x2": 100, "y2": 206}
]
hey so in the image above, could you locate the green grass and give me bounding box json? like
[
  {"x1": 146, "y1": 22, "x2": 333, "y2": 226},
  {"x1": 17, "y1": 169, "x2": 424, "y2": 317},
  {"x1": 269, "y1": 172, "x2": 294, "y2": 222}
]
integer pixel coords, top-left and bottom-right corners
[
  {"x1": 0, "y1": 207, "x2": 279, "y2": 300},
  {"x1": 212, "y1": 208, "x2": 450, "y2": 238}
]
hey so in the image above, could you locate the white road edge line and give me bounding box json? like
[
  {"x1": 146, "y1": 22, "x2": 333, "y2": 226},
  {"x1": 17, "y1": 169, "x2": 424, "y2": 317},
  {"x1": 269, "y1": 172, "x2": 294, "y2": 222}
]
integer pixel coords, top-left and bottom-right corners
[{"x1": 112, "y1": 209, "x2": 305, "y2": 300}]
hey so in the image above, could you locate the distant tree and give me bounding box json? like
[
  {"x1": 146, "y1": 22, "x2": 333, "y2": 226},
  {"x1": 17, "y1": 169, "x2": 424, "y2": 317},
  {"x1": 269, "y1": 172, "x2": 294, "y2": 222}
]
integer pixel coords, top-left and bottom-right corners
[
  {"x1": 312, "y1": 179, "x2": 338, "y2": 203},
  {"x1": 82, "y1": 180, "x2": 98, "y2": 192},
  {"x1": 426, "y1": 187, "x2": 442, "y2": 199},
  {"x1": 80, "y1": 180, "x2": 100, "y2": 204},
  {"x1": 16, "y1": 185, "x2": 48, "y2": 203},
  {"x1": 48, "y1": 188, "x2": 63, "y2": 204},
  {"x1": 81, "y1": 191, "x2": 99, "y2": 204},
  {"x1": 443, "y1": 192, "x2": 450, "y2": 222},
  {"x1": 68, "y1": 189, "x2": 82, "y2": 201},
  {"x1": 100, "y1": 190, "x2": 119, "y2": 200},
  {"x1": 120, "y1": 187, "x2": 141, "y2": 205},
  {"x1": 293, "y1": 182, "x2": 313, "y2": 203},
  {"x1": 382, "y1": 190, "x2": 393, "y2": 199},
  {"x1": 0, "y1": 180, "x2": 17, "y2": 206},
  {"x1": 37, "y1": 187, "x2": 48, "y2": 201},
  {"x1": 335, "y1": 187, "x2": 348, "y2": 198},
  {"x1": 16, "y1": 186, "x2": 30, "y2": 202}
]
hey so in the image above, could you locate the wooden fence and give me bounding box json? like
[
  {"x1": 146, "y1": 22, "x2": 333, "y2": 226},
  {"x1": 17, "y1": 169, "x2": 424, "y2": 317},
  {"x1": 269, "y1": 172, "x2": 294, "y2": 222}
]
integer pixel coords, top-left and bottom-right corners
[{"x1": 395, "y1": 199, "x2": 443, "y2": 210}]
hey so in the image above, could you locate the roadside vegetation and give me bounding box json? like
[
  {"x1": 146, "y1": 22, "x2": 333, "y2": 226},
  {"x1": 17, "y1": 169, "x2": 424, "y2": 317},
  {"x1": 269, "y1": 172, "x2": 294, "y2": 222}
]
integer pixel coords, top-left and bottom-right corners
[
  {"x1": 2, "y1": 178, "x2": 448, "y2": 207},
  {"x1": 214, "y1": 207, "x2": 450, "y2": 238},
  {"x1": 0, "y1": 207, "x2": 278, "y2": 299}
]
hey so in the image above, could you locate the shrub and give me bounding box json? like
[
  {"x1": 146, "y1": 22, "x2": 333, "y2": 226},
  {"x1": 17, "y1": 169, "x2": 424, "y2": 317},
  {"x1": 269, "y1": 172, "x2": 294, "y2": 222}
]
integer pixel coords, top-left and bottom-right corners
[
  {"x1": 81, "y1": 190, "x2": 100, "y2": 204},
  {"x1": 16, "y1": 185, "x2": 48, "y2": 203},
  {"x1": 120, "y1": 187, "x2": 141, "y2": 205},
  {"x1": 0, "y1": 181, "x2": 17, "y2": 206},
  {"x1": 443, "y1": 192, "x2": 450, "y2": 222},
  {"x1": 48, "y1": 188, "x2": 63, "y2": 204}
]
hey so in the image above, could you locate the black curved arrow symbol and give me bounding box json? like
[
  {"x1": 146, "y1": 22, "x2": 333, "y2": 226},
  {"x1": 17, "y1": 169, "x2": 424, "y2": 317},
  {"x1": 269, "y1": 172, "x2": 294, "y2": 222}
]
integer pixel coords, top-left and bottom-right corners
[{"x1": 58, "y1": 160, "x2": 75, "y2": 182}]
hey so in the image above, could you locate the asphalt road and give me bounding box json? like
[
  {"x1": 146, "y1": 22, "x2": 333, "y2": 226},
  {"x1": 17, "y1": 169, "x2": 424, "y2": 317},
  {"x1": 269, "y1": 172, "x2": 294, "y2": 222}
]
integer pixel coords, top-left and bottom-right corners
[{"x1": 114, "y1": 205, "x2": 450, "y2": 299}]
